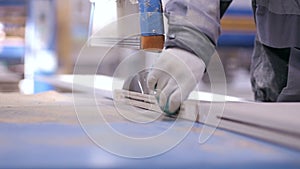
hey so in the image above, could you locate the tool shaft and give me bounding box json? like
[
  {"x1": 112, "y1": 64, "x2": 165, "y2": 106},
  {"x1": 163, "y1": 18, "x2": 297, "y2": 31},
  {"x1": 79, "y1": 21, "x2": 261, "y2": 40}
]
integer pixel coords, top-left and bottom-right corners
[{"x1": 138, "y1": 0, "x2": 165, "y2": 50}]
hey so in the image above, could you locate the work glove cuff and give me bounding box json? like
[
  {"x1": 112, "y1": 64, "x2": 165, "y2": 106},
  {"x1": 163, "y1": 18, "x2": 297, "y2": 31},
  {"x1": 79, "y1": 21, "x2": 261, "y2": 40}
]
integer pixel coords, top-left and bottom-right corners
[{"x1": 165, "y1": 23, "x2": 216, "y2": 67}]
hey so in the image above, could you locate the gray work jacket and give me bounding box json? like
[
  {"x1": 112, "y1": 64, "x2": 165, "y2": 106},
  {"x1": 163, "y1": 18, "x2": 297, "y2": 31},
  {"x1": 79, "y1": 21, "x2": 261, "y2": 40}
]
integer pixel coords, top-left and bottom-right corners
[
  {"x1": 165, "y1": 0, "x2": 300, "y2": 66},
  {"x1": 255, "y1": 0, "x2": 300, "y2": 48}
]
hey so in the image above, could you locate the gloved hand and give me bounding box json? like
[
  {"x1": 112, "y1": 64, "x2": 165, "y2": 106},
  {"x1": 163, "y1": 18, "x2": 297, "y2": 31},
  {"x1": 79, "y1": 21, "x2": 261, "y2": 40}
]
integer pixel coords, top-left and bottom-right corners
[{"x1": 147, "y1": 48, "x2": 206, "y2": 114}]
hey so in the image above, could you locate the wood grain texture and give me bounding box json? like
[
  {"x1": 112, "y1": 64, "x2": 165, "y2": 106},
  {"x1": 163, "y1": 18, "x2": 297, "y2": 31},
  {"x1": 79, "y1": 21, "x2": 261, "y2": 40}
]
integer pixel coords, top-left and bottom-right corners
[
  {"x1": 218, "y1": 119, "x2": 300, "y2": 150},
  {"x1": 196, "y1": 101, "x2": 300, "y2": 150},
  {"x1": 114, "y1": 89, "x2": 198, "y2": 122},
  {"x1": 0, "y1": 91, "x2": 173, "y2": 125}
]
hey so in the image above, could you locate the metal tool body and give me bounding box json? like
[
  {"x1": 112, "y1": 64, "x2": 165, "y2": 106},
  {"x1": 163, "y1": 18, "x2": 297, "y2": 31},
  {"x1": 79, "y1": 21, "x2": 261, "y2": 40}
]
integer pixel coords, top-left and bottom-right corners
[
  {"x1": 88, "y1": 0, "x2": 164, "y2": 93},
  {"x1": 124, "y1": 0, "x2": 165, "y2": 93},
  {"x1": 138, "y1": 0, "x2": 165, "y2": 51}
]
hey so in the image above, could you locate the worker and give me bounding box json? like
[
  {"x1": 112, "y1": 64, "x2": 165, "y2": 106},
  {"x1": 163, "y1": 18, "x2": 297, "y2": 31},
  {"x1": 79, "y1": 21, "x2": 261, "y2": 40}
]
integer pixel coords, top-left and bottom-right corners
[{"x1": 147, "y1": 0, "x2": 300, "y2": 114}]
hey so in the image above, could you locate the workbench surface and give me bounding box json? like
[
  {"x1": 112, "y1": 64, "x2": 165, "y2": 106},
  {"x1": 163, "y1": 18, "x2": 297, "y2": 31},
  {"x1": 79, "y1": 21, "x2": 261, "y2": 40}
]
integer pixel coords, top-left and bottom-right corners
[{"x1": 0, "y1": 92, "x2": 299, "y2": 168}]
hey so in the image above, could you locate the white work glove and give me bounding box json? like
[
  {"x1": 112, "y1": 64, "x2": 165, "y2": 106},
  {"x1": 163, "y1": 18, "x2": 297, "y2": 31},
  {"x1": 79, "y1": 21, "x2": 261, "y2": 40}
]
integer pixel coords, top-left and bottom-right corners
[{"x1": 147, "y1": 48, "x2": 206, "y2": 114}]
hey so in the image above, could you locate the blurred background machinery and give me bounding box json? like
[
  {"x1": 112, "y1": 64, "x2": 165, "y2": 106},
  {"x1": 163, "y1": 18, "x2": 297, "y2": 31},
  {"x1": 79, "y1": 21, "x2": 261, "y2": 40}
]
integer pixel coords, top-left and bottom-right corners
[
  {"x1": 0, "y1": 0, "x2": 26, "y2": 92},
  {"x1": 0, "y1": 0, "x2": 91, "y2": 93}
]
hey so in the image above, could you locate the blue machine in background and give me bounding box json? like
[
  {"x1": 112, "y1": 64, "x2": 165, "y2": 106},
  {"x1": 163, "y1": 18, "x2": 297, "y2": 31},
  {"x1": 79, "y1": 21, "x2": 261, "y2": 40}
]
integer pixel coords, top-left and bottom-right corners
[
  {"x1": 138, "y1": 0, "x2": 164, "y2": 37},
  {"x1": 0, "y1": 0, "x2": 57, "y2": 94},
  {"x1": 218, "y1": 1, "x2": 256, "y2": 47},
  {"x1": 32, "y1": 0, "x2": 57, "y2": 94},
  {"x1": 24, "y1": 0, "x2": 57, "y2": 94},
  {"x1": 0, "y1": 0, "x2": 26, "y2": 62}
]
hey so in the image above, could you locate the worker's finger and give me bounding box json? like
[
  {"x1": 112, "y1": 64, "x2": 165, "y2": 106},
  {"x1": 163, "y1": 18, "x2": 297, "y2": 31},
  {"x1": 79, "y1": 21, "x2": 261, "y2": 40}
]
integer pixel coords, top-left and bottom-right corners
[
  {"x1": 166, "y1": 89, "x2": 182, "y2": 114},
  {"x1": 155, "y1": 71, "x2": 170, "y2": 92},
  {"x1": 158, "y1": 79, "x2": 178, "y2": 114},
  {"x1": 147, "y1": 70, "x2": 159, "y2": 92}
]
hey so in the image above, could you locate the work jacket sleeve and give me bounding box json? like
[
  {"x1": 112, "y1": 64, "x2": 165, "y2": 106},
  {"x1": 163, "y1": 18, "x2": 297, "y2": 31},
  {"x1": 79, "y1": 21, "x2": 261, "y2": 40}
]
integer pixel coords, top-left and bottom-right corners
[
  {"x1": 254, "y1": 0, "x2": 300, "y2": 48},
  {"x1": 164, "y1": 0, "x2": 220, "y2": 66}
]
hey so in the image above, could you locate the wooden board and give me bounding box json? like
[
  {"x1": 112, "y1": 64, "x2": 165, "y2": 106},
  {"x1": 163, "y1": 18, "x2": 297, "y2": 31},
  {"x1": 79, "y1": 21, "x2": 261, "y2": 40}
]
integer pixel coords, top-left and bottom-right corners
[
  {"x1": 0, "y1": 91, "x2": 174, "y2": 125},
  {"x1": 218, "y1": 119, "x2": 300, "y2": 151},
  {"x1": 114, "y1": 89, "x2": 198, "y2": 122},
  {"x1": 114, "y1": 89, "x2": 300, "y2": 150}
]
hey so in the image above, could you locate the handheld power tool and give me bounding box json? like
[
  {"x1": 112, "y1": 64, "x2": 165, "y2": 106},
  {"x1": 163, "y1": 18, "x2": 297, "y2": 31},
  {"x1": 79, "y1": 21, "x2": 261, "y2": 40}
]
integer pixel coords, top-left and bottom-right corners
[
  {"x1": 88, "y1": 0, "x2": 232, "y2": 106},
  {"x1": 122, "y1": 0, "x2": 233, "y2": 94},
  {"x1": 122, "y1": 0, "x2": 165, "y2": 94}
]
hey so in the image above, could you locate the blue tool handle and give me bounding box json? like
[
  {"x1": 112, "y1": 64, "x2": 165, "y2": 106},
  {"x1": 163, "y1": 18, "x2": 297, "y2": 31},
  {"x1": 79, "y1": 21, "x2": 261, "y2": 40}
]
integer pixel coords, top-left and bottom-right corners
[{"x1": 138, "y1": 0, "x2": 164, "y2": 36}]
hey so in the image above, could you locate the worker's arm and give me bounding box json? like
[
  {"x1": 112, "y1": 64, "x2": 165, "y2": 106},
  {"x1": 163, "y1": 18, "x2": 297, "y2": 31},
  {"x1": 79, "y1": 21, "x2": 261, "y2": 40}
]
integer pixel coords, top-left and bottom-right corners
[
  {"x1": 164, "y1": 0, "x2": 220, "y2": 65},
  {"x1": 147, "y1": 0, "x2": 221, "y2": 114}
]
